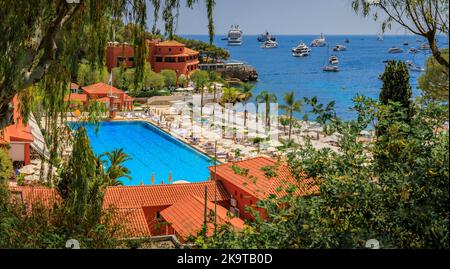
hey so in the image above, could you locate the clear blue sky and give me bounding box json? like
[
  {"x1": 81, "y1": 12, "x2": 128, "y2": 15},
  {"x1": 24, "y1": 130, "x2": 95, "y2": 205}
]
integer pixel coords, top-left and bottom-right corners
[{"x1": 147, "y1": 0, "x2": 404, "y2": 35}]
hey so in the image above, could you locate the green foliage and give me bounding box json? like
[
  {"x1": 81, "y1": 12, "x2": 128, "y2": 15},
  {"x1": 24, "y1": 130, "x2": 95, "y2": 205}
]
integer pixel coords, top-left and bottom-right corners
[
  {"x1": 76, "y1": 61, "x2": 110, "y2": 87},
  {"x1": 160, "y1": 69, "x2": 177, "y2": 88},
  {"x1": 280, "y1": 91, "x2": 302, "y2": 140},
  {"x1": 379, "y1": 61, "x2": 412, "y2": 108},
  {"x1": 418, "y1": 49, "x2": 449, "y2": 101},
  {"x1": 0, "y1": 148, "x2": 13, "y2": 183},
  {"x1": 101, "y1": 148, "x2": 132, "y2": 186},
  {"x1": 198, "y1": 96, "x2": 449, "y2": 249}
]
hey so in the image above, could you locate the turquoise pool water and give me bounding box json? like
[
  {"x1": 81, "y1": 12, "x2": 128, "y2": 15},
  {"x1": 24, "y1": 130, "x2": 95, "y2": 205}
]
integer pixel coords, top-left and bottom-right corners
[{"x1": 74, "y1": 121, "x2": 212, "y2": 186}]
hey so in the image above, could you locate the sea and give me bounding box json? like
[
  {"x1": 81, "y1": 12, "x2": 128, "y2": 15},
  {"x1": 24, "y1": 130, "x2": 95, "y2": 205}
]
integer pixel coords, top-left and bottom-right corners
[{"x1": 182, "y1": 34, "x2": 448, "y2": 120}]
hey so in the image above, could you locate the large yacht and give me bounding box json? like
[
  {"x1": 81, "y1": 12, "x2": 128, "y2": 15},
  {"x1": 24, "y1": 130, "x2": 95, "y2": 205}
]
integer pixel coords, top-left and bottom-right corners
[
  {"x1": 292, "y1": 42, "x2": 311, "y2": 57},
  {"x1": 228, "y1": 25, "x2": 243, "y2": 46},
  {"x1": 311, "y1": 33, "x2": 326, "y2": 47}
]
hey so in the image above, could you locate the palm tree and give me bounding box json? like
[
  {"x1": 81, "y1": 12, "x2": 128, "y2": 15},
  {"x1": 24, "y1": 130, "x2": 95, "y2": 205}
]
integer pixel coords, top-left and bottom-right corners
[
  {"x1": 279, "y1": 116, "x2": 290, "y2": 136},
  {"x1": 101, "y1": 148, "x2": 132, "y2": 186},
  {"x1": 187, "y1": 102, "x2": 194, "y2": 137},
  {"x1": 256, "y1": 91, "x2": 277, "y2": 131},
  {"x1": 280, "y1": 91, "x2": 302, "y2": 140},
  {"x1": 238, "y1": 82, "x2": 255, "y2": 129}
]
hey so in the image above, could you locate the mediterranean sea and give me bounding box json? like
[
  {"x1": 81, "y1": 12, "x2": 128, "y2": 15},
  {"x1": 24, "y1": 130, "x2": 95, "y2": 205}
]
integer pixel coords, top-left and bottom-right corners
[{"x1": 183, "y1": 34, "x2": 448, "y2": 120}]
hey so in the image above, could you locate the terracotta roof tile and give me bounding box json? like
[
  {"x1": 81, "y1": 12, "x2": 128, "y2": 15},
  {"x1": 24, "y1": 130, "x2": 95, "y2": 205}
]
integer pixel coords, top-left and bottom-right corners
[
  {"x1": 210, "y1": 157, "x2": 319, "y2": 200},
  {"x1": 64, "y1": 93, "x2": 87, "y2": 102},
  {"x1": 110, "y1": 208, "x2": 152, "y2": 238},
  {"x1": 160, "y1": 196, "x2": 244, "y2": 240},
  {"x1": 103, "y1": 181, "x2": 230, "y2": 209},
  {"x1": 82, "y1": 82, "x2": 124, "y2": 95},
  {"x1": 156, "y1": 40, "x2": 185, "y2": 47},
  {"x1": 10, "y1": 186, "x2": 60, "y2": 209},
  {"x1": 0, "y1": 96, "x2": 33, "y2": 143}
]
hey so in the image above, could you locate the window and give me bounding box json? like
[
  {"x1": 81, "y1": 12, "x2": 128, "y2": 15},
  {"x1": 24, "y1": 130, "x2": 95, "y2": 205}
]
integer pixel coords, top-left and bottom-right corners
[
  {"x1": 128, "y1": 57, "x2": 134, "y2": 62},
  {"x1": 168, "y1": 48, "x2": 172, "y2": 52},
  {"x1": 240, "y1": 194, "x2": 243, "y2": 199},
  {"x1": 158, "y1": 48, "x2": 161, "y2": 52},
  {"x1": 156, "y1": 211, "x2": 161, "y2": 220},
  {"x1": 155, "y1": 57, "x2": 163, "y2": 62},
  {"x1": 178, "y1": 57, "x2": 185, "y2": 62},
  {"x1": 165, "y1": 57, "x2": 175, "y2": 63},
  {"x1": 179, "y1": 48, "x2": 182, "y2": 52},
  {"x1": 250, "y1": 200, "x2": 253, "y2": 205},
  {"x1": 234, "y1": 191, "x2": 237, "y2": 196}
]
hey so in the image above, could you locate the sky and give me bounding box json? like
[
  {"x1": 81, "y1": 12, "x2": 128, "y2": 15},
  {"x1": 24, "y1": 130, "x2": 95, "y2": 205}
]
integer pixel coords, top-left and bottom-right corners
[{"x1": 146, "y1": 0, "x2": 405, "y2": 35}]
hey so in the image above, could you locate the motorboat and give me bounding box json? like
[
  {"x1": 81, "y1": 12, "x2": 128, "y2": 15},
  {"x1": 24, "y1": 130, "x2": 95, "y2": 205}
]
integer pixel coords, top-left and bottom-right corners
[
  {"x1": 293, "y1": 51, "x2": 310, "y2": 57},
  {"x1": 403, "y1": 41, "x2": 409, "y2": 46},
  {"x1": 323, "y1": 65, "x2": 339, "y2": 72},
  {"x1": 261, "y1": 39, "x2": 278, "y2": 48},
  {"x1": 419, "y1": 43, "x2": 430, "y2": 50},
  {"x1": 311, "y1": 33, "x2": 326, "y2": 47},
  {"x1": 409, "y1": 48, "x2": 419, "y2": 54},
  {"x1": 292, "y1": 42, "x2": 311, "y2": 52},
  {"x1": 388, "y1": 47, "x2": 404, "y2": 53},
  {"x1": 344, "y1": 39, "x2": 350, "y2": 43},
  {"x1": 406, "y1": 60, "x2": 425, "y2": 72},
  {"x1": 257, "y1": 31, "x2": 276, "y2": 42},
  {"x1": 333, "y1": 44, "x2": 347, "y2": 51},
  {"x1": 329, "y1": 55, "x2": 339, "y2": 65},
  {"x1": 228, "y1": 25, "x2": 243, "y2": 46}
]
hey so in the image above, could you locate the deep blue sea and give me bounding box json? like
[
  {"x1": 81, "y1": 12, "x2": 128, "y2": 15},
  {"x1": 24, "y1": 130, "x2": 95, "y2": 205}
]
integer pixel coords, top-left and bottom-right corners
[{"x1": 183, "y1": 35, "x2": 448, "y2": 120}]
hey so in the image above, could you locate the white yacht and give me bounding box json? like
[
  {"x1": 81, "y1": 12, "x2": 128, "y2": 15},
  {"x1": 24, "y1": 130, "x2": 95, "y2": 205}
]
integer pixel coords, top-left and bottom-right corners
[
  {"x1": 261, "y1": 39, "x2": 278, "y2": 49},
  {"x1": 292, "y1": 42, "x2": 311, "y2": 53},
  {"x1": 311, "y1": 33, "x2": 326, "y2": 47},
  {"x1": 228, "y1": 25, "x2": 243, "y2": 46},
  {"x1": 323, "y1": 65, "x2": 339, "y2": 72},
  {"x1": 388, "y1": 47, "x2": 404, "y2": 53},
  {"x1": 333, "y1": 44, "x2": 347, "y2": 51},
  {"x1": 293, "y1": 50, "x2": 310, "y2": 57}
]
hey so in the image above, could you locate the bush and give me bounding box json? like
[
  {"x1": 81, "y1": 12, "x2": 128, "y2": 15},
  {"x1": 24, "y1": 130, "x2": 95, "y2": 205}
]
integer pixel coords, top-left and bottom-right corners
[{"x1": 0, "y1": 148, "x2": 13, "y2": 183}]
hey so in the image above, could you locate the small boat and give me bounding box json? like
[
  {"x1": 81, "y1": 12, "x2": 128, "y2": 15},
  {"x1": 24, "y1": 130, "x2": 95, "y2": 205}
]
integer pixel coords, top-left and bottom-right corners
[
  {"x1": 406, "y1": 60, "x2": 425, "y2": 72},
  {"x1": 403, "y1": 41, "x2": 409, "y2": 46},
  {"x1": 419, "y1": 43, "x2": 430, "y2": 50},
  {"x1": 409, "y1": 48, "x2": 419, "y2": 54},
  {"x1": 311, "y1": 33, "x2": 326, "y2": 47},
  {"x1": 333, "y1": 44, "x2": 347, "y2": 51},
  {"x1": 261, "y1": 40, "x2": 278, "y2": 49},
  {"x1": 329, "y1": 55, "x2": 339, "y2": 65},
  {"x1": 257, "y1": 31, "x2": 276, "y2": 42},
  {"x1": 388, "y1": 47, "x2": 404, "y2": 53},
  {"x1": 323, "y1": 65, "x2": 339, "y2": 72},
  {"x1": 344, "y1": 38, "x2": 350, "y2": 43}
]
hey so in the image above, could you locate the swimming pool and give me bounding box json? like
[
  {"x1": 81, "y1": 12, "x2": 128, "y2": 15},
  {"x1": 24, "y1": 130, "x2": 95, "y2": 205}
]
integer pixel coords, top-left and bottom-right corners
[{"x1": 74, "y1": 121, "x2": 212, "y2": 186}]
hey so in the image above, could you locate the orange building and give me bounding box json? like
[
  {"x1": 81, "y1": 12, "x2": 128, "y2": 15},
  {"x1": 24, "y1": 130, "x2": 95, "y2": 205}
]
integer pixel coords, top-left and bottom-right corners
[
  {"x1": 209, "y1": 157, "x2": 319, "y2": 221},
  {"x1": 0, "y1": 96, "x2": 34, "y2": 165},
  {"x1": 106, "y1": 40, "x2": 200, "y2": 77},
  {"x1": 65, "y1": 82, "x2": 134, "y2": 111}
]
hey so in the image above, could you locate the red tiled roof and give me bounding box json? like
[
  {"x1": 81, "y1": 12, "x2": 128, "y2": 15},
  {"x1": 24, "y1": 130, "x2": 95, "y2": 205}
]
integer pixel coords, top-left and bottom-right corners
[
  {"x1": 184, "y1": 47, "x2": 200, "y2": 55},
  {"x1": 156, "y1": 40, "x2": 185, "y2": 47},
  {"x1": 96, "y1": 97, "x2": 111, "y2": 103},
  {"x1": 0, "y1": 96, "x2": 33, "y2": 143},
  {"x1": 110, "y1": 208, "x2": 152, "y2": 238},
  {"x1": 103, "y1": 181, "x2": 230, "y2": 209},
  {"x1": 160, "y1": 196, "x2": 244, "y2": 240},
  {"x1": 210, "y1": 157, "x2": 319, "y2": 200},
  {"x1": 10, "y1": 186, "x2": 60, "y2": 209},
  {"x1": 64, "y1": 93, "x2": 87, "y2": 102},
  {"x1": 82, "y1": 82, "x2": 124, "y2": 95}
]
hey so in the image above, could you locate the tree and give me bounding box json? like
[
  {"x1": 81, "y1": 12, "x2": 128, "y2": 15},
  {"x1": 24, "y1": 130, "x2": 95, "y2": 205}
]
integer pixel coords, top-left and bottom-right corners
[
  {"x1": 77, "y1": 62, "x2": 110, "y2": 87},
  {"x1": 352, "y1": 0, "x2": 449, "y2": 69},
  {"x1": 196, "y1": 96, "x2": 449, "y2": 249},
  {"x1": 0, "y1": 0, "x2": 216, "y2": 128},
  {"x1": 418, "y1": 48, "x2": 449, "y2": 101},
  {"x1": 208, "y1": 71, "x2": 223, "y2": 103},
  {"x1": 238, "y1": 82, "x2": 255, "y2": 129},
  {"x1": 101, "y1": 148, "x2": 132, "y2": 186},
  {"x1": 190, "y1": 70, "x2": 210, "y2": 121},
  {"x1": 160, "y1": 69, "x2": 177, "y2": 89},
  {"x1": 280, "y1": 91, "x2": 302, "y2": 140},
  {"x1": 256, "y1": 91, "x2": 277, "y2": 131},
  {"x1": 178, "y1": 74, "x2": 187, "y2": 88}
]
